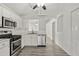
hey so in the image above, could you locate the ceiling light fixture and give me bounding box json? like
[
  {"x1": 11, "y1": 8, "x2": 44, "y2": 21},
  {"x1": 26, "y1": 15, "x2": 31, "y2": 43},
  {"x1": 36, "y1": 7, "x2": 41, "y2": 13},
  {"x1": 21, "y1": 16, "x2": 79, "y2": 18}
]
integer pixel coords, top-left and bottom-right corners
[
  {"x1": 37, "y1": 3, "x2": 45, "y2": 7},
  {"x1": 32, "y1": 3, "x2": 46, "y2": 10}
]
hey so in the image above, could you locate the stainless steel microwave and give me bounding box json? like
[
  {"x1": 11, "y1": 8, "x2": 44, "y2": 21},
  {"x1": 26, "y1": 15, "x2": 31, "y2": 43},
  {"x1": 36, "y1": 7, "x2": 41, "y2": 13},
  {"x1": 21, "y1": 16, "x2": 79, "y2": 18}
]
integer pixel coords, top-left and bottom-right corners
[{"x1": 2, "y1": 16, "x2": 16, "y2": 28}]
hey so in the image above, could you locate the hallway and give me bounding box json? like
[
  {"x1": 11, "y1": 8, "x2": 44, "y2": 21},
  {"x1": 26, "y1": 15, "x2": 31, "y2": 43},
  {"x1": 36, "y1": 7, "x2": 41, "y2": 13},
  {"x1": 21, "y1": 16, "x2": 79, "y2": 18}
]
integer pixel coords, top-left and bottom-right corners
[
  {"x1": 0, "y1": 3, "x2": 79, "y2": 56},
  {"x1": 19, "y1": 40, "x2": 69, "y2": 56}
]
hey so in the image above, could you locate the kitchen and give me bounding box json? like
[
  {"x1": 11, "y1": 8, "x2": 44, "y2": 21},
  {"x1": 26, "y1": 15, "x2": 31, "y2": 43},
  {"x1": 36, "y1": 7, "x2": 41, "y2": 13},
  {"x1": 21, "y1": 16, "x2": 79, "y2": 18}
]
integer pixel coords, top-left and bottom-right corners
[
  {"x1": 0, "y1": 3, "x2": 78, "y2": 56},
  {"x1": 0, "y1": 3, "x2": 46, "y2": 56},
  {"x1": 0, "y1": 3, "x2": 78, "y2": 59}
]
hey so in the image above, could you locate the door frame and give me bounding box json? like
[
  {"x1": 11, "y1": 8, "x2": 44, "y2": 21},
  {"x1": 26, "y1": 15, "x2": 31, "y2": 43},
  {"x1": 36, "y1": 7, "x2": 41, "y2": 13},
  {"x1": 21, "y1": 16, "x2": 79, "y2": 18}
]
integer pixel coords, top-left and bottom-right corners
[
  {"x1": 71, "y1": 7, "x2": 79, "y2": 55},
  {"x1": 52, "y1": 22, "x2": 56, "y2": 42}
]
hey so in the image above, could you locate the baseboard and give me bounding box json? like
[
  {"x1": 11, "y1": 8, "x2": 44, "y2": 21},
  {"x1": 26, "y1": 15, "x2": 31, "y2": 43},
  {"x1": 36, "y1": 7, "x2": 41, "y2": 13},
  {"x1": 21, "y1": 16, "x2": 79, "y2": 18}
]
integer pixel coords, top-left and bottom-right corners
[
  {"x1": 37, "y1": 45, "x2": 46, "y2": 47},
  {"x1": 23, "y1": 45, "x2": 46, "y2": 47},
  {"x1": 55, "y1": 41, "x2": 71, "y2": 56},
  {"x1": 23, "y1": 46, "x2": 37, "y2": 47}
]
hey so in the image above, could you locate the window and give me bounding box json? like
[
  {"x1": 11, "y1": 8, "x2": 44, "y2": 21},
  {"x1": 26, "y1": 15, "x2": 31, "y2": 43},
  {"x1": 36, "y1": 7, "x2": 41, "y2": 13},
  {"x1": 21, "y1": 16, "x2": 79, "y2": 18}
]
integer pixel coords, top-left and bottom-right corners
[{"x1": 28, "y1": 20, "x2": 39, "y2": 32}]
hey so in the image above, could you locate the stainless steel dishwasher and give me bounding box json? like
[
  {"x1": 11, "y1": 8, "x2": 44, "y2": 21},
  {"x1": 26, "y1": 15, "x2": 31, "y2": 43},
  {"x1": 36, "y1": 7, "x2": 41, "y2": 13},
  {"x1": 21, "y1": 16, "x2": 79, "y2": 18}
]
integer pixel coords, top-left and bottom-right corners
[{"x1": 37, "y1": 34, "x2": 46, "y2": 47}]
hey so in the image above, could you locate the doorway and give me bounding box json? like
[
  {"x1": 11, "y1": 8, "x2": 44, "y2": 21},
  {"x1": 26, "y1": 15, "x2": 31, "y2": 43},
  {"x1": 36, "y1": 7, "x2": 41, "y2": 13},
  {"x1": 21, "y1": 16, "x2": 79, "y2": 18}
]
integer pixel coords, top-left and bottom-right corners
[
  {"x1": 71, "y1": 8, "x2": 79, "y2": 55},
  {"x1": 52, "y1": 22, "x2": 56, "y2": 42}
]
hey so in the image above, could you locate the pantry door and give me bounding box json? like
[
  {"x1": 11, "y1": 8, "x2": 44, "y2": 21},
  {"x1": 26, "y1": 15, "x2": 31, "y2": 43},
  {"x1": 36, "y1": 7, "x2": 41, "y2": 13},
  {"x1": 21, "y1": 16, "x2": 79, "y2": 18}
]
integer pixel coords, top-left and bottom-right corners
[{"x1": 71, "y1": 8, "x2": 79, "y2": 55}]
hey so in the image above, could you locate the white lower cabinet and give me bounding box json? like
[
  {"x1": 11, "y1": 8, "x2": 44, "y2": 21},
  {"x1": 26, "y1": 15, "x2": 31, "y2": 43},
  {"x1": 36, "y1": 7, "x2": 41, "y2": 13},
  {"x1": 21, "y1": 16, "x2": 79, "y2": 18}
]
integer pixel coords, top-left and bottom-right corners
[
  {"x1": 31, "y1": 34, "x2": 37, "y2": 46},
  {"x1": 22, "y1": 34, "x2": 46, "y2": 47},
  {"x1": 0, "y1": 39, "x2": 10, "y2": 56},
  {"x1": 0, "y1": 46, "x2": 9, "y2": 56},
  {"x1": 22, "y1": 34, "x2": 38, "y2": 47}
]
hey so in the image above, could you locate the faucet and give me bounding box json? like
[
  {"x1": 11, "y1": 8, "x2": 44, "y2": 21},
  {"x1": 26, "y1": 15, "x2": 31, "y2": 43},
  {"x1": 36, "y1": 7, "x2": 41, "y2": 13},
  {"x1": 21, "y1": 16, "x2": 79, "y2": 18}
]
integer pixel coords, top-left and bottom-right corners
[{"x1": 32, "y1": 29, "x2": 34, "y2": 34}]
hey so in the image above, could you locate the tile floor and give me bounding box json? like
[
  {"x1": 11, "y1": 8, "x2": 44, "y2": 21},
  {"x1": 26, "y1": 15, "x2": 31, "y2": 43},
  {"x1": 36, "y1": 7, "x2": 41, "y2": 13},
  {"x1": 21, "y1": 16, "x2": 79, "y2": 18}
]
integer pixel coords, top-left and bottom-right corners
[{"x1": 19, "y1": 40, "x2": 69, "y2": 56}]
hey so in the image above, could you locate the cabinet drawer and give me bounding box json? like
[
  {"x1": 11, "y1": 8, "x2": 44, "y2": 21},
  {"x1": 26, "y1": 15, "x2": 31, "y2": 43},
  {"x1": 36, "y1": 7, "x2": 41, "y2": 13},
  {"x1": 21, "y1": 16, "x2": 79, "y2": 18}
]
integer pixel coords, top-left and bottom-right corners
[
  {"x1": 0, "y1": 40, "x2": 9, "y2": 49},
  {"x1": 0, "y1": 39, "x2": 9, "y2": 42}
]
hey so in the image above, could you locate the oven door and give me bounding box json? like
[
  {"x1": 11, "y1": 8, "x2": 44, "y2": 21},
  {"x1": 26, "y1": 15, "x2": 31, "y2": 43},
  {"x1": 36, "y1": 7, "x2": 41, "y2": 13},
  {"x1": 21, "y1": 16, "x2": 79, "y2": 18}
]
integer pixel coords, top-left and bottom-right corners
[{"x1": 10, "y1": 39, "x2": 21, "y2": 55}]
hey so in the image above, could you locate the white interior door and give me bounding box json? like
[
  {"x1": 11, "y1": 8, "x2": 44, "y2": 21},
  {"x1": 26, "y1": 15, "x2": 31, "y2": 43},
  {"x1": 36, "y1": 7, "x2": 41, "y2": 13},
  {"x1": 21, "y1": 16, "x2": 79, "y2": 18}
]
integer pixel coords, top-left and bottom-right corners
[{"x1": 71, "y1": 8, "x2": 79, "y2": 55}]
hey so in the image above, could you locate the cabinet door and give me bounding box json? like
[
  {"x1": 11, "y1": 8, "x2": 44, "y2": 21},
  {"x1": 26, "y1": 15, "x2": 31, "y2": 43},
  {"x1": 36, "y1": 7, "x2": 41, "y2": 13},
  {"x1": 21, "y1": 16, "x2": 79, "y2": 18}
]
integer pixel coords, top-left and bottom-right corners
[
  {"x1": 31, "y1": 35, "x2": 37, "y2": 46},
  {"x1": 22, "y1": 35, "x2": 31, "y2": 46},
  {"x1": 0, "y1": 46, "x2": 10, "y2": 56},
  {"x1": 0, "y1": 39, "x2": 10, "y2": 56},
  {"x1": 22, "y1": 35, "x2": 38, "y2": 46},
  {"x1": 71, "y1": 8, "x2": 79, "y2": 55},
  {"x1": 41, "y1": 36, "x2": 46, "y2": 45}
]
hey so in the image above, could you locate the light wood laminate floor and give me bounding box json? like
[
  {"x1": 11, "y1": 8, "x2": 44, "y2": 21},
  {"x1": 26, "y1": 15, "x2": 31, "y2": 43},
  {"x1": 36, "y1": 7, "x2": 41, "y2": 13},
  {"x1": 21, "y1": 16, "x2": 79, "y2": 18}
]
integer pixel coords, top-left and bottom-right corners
[{"x1": 19, "y1": 41, "x2": 69, "y2": 56}]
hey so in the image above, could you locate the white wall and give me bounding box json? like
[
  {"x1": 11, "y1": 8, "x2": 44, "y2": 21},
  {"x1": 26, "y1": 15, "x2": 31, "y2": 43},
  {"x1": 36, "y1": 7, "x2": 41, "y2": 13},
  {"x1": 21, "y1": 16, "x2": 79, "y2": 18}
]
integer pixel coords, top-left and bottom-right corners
[
  {"x1": 46, "y1": 18, "x2": 56, "y2": 46},
  {"x1": 45, "y1": 4, "x2": 79, "y2": 56},
  {"x1": 46, "y1": 18, "x2": 56, "y2": 40},
  {"x1": 55, "y1": 4, "x2": 79, "y2": 56},
  {"x1": 22, "y1": 15, "x2": 49, "y2": 34},
  {"x1": 0, "y1": 4, "x2": 23, "y2": 35}
]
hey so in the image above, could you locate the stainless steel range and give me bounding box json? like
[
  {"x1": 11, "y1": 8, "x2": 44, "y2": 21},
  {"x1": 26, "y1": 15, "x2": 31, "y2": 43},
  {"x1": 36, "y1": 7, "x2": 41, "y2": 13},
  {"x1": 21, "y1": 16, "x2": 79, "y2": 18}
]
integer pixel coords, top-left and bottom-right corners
[
  {"x1": 0, "y1": 30, "x2": 21, "y2": 56},
  {"x1": 10, "y1": 35, "x2": 21, "y2": 56}
]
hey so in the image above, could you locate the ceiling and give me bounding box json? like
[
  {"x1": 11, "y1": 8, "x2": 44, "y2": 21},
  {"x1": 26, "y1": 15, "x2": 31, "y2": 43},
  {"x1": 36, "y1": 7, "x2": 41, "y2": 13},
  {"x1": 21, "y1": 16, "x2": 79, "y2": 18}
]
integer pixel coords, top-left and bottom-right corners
[
  {"x1": 2, "y1": 3, "x2": 79, "y2": 20},
  {"x1": 2, "y1": 3, "x2": 62, "y2": 17}
]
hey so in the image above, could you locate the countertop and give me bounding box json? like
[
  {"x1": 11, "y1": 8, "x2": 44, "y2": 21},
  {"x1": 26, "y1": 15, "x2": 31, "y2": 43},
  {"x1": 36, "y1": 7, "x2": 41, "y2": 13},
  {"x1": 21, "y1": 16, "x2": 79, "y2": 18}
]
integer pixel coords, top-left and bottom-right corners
[
  {"x1": 0, "y1": 34, "x2": 21, "y2": 39},
  {"x1": 27, "y1": 33, "x2": 46, "y2": 36}
]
